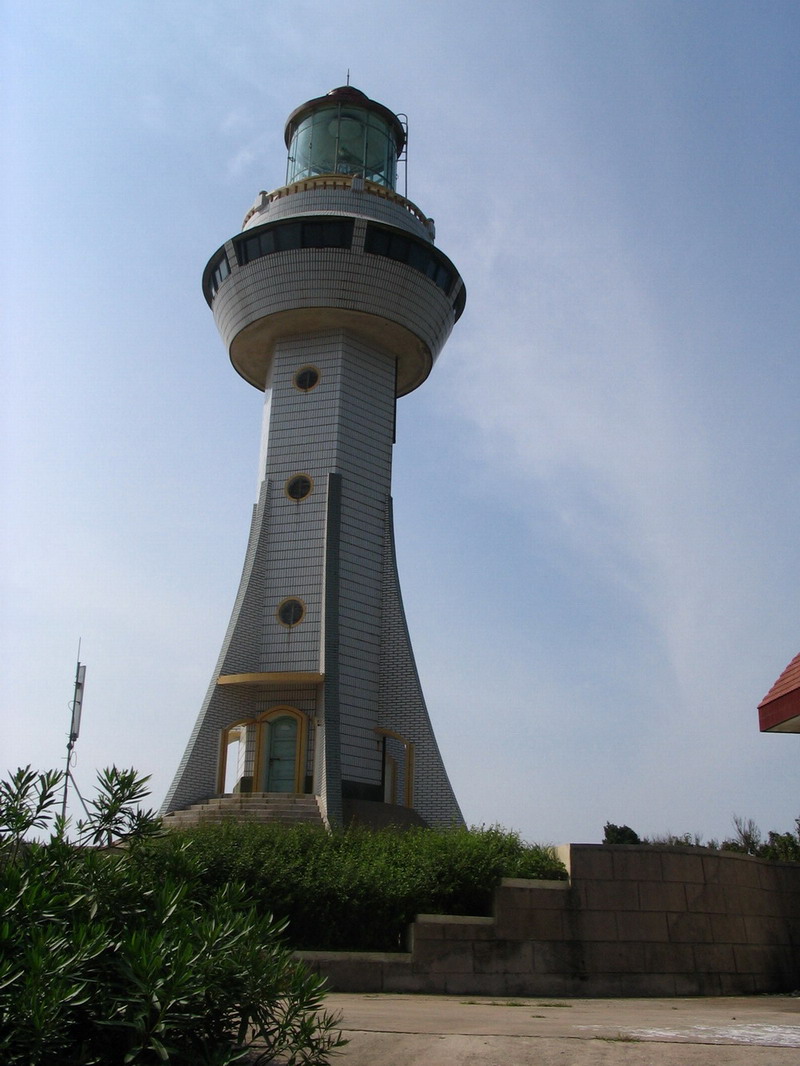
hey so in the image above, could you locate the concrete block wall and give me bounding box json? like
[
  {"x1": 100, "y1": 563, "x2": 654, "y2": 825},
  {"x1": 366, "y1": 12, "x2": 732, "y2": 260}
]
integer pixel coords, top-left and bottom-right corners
[
  {"x1": 297, "y1": 844, "x2": 800, "y2": 997},
  {"x1": 556, "y1": 843, "x2": 800, "y2": 995}
]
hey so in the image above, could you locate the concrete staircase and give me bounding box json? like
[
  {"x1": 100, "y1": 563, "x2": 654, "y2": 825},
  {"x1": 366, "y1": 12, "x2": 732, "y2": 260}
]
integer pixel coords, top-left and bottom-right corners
[{"x1": 161, "y1": 792, "x2": 326, "y2": 829}]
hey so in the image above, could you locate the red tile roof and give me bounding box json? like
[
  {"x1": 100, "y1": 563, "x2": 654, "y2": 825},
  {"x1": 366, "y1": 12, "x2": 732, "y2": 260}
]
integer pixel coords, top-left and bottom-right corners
[{"x1": 758, "y1": 651, "x2": 800, "y2": 732}]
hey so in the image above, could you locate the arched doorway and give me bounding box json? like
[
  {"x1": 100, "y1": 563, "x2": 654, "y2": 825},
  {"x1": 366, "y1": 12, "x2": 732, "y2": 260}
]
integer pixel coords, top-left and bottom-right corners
[{"x1": 218, "y1": 707, "x2": 308, "y2": 795}]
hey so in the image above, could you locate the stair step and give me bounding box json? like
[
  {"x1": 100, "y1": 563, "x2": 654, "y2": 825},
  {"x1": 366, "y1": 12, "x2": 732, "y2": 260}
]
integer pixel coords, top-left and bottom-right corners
[{"x1": 163, "y1": 792, "x2": 325, "y2": 830}]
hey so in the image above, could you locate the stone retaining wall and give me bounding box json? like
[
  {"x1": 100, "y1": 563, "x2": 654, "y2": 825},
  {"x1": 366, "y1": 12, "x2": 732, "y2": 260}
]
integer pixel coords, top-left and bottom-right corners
[{"x1": 297, "y1": 843, "x2": 800, "y2": 996}]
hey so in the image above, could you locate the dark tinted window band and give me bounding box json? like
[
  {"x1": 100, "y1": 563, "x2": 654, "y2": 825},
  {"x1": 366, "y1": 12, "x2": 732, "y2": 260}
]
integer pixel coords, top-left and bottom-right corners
[
  {"x1": 364, "y1": 223, "x2": 454, "y2": 296},
  {"x1": 452, "y1": 284, "x2": 466, "y2": 322},
  {"x1": 235, "y1": 217, "x2": 355, "y2": 266},
  {"x1": 205, "y1": 216, "x2": 464, "y2": 321},
  {"x1": 208, "y1": 253, "x2": 231, "y2": 297}
]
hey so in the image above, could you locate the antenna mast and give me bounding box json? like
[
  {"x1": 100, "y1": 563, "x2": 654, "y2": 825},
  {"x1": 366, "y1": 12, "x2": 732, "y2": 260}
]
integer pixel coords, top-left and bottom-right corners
[{"x1": 60, "y1": 642, "x2": 87, "y2": 821}]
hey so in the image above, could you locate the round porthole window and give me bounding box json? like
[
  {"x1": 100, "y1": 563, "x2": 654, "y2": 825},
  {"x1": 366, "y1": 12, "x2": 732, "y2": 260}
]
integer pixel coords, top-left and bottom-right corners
[
  {"x1": 293, "y1": 366, "x2": 320, "y2": 392},
  {"x1": 277, "y1": 598, "x2": 305, "y2": 627},
  {"x1": 285, "y1": 474, "x2": 313, "y2": 501}
]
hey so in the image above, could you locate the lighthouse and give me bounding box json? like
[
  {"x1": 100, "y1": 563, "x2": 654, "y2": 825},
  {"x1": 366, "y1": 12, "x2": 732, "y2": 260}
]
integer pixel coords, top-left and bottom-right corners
[{"x1": 162, "y1": 87, "x2": 466, "y2": 828}]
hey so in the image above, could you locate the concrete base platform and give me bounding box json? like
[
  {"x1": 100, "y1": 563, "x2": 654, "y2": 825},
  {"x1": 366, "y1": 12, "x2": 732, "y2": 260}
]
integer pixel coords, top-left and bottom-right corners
[{"x1": 323, "y1": 993, "x2": 800, "y2": 1065}]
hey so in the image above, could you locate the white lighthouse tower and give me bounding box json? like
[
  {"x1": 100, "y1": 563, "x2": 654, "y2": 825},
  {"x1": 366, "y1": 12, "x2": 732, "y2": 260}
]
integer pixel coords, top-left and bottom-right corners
[{"x1": 162, "y1": 87, "x2": 466, "y2": 828}]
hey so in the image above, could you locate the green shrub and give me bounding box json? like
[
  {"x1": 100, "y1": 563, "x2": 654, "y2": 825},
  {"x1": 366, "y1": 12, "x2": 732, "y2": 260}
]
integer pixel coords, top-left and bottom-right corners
[
  {"x1": 138, "y1": 821, "x2": 567, "y2": 952},
  {"x1": 0, "y1": 767, "x2": 344, "y2": 1066},
  {"x1": 601, "y1": 814, "x2": 800, "y2": 862},
  {"x1": 602, "y1": 822, "x2": 641, "y2": 845},
  {"x1": 639, "y1": 831, "x2": 705, "y2": 847},
  {"x1": 721, "y1": 814, "x2": 800, "y2": 862}
]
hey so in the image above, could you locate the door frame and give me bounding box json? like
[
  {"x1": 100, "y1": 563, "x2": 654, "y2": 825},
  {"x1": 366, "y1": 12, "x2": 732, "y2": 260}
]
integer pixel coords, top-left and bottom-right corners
[
  {"x1": 375, "y1": 727, "x2": 414, "y2": 807},
  {"x1": 217, "y1": 717, "x2": 256, "y2": 794},
  {"x1": 254, "y1": 706, "x2": 308, "y2": 794}
]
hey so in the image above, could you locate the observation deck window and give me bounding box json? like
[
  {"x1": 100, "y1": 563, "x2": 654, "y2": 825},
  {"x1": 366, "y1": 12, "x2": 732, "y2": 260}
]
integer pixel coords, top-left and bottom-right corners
[
  {"x1": 364, "y1": 223, "x2": 455, "y2": 297},
  {"x1": 208, "y1": 253, "x2": 230, "y2": 297},
  {"x1": 235, "y1": 217, "x2": 354, "y2": 267}
]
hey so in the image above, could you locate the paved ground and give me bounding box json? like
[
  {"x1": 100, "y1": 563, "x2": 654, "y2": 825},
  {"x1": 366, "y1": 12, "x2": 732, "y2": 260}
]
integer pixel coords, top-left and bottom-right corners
[{"x1": 324, "y1": 992, "x2": 800, "y2": 1065}]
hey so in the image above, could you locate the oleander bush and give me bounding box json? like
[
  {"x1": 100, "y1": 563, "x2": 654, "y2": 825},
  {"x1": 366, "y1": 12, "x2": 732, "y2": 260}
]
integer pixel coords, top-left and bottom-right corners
[
  {"x1": 137, "y1": 820, "x2": 567, "y2": 952},
  {"x1": 0, "y1": 767, "x2": 344, "y2": 1066}
]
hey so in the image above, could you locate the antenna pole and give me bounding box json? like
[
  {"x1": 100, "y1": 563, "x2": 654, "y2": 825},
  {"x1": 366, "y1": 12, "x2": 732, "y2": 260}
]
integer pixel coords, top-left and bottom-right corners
[{"x1": 61, "y1": 642, "x2": 86, "y2": 822}]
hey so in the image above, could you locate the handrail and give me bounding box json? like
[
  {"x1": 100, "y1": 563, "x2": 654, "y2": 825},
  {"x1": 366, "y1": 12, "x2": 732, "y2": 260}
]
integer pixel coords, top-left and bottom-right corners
[{"x1": 242, "y1": 174, "x2": 431, "y2": 229}]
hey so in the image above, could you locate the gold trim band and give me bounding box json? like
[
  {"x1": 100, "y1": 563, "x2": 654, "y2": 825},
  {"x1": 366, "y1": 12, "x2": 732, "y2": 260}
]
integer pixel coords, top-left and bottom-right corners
[{"x1": 217, "y1": 672, "x2": 324, "y2": 687}]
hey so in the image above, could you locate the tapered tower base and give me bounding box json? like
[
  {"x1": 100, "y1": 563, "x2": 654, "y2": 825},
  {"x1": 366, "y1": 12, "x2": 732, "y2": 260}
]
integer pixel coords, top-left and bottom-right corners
[{"x1": 162, "y1": 330, "x2": 462, "y2": 828}]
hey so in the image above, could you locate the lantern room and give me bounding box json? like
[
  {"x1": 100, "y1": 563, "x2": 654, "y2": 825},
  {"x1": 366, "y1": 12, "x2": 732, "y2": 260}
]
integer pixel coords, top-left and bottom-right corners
[{"x1": 284, "y1": 85, "x2": 406, "y2": 190}]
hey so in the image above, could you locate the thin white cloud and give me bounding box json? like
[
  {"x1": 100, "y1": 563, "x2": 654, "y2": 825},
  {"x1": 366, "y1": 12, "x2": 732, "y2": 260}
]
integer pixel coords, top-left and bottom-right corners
[
  {"x1": 226, "y1": 136, "x2": 268, "y2": 179},
  {"x1": 449, "y1": 176, "x2": 778, "y2": 730}
]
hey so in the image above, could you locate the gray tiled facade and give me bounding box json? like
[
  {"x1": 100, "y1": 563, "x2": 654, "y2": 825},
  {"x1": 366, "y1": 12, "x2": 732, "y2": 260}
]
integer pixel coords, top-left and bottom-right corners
[{"x1": 163, "y1": 92, "x2": 464, "y2": 828}]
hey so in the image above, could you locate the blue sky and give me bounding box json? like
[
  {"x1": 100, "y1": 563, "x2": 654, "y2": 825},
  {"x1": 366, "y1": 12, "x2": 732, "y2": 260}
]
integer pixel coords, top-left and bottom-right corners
[{"x1": 2, "y1": 0, "x2": 797, "y2": 844}]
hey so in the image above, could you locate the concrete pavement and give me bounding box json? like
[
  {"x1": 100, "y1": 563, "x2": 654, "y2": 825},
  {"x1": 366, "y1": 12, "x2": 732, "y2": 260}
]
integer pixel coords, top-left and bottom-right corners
[{"x1": 324, "y1": 992, "x2": 800, "y2": 1064}]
